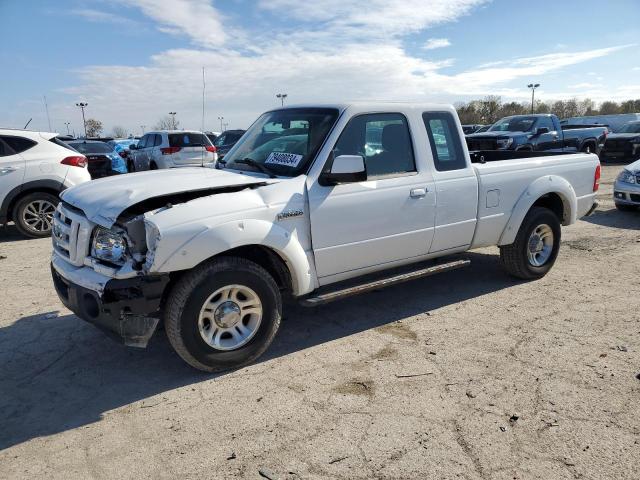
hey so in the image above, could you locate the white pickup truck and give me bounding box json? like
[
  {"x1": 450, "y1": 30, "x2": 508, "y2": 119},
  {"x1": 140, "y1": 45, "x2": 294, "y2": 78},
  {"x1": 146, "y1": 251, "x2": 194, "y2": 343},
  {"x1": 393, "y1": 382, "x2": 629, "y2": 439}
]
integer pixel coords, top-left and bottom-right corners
[{"x1": 51, "y1": 103, "x2": 600, "y2": 371}]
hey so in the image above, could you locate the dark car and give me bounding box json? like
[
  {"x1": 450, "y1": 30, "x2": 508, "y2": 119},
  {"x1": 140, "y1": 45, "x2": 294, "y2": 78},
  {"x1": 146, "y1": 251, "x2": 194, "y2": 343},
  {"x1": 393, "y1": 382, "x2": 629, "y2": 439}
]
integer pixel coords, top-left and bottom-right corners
[
  {"x1": 67, "y1": 140, "x2": 127, "y2": 178},
  {"x1": 213, "y1": 129, "x2": 246, "y2": 161},
  {"x1": 599, "y1": 121, "x2": 640, "y2": 163},
  {"x1": 462, "y1": 124, "x2": 485, "y2": 134},
  {"x1": 466, "y1": 114, "x2": 606, "y2": 154}
]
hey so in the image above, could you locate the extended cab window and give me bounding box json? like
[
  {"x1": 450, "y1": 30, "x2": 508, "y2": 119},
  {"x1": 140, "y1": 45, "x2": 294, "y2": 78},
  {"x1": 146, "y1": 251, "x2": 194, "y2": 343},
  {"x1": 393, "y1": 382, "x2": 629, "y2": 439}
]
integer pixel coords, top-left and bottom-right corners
[
  {"x1": 422, "y1": 112, "x2": 466, "y2": 171},
  {"x1": 537, "y1": 116, "x2": 555, "y2": 131},
  {"x1": 334, "y1": 113, "x2": 415, "y2": 178}
]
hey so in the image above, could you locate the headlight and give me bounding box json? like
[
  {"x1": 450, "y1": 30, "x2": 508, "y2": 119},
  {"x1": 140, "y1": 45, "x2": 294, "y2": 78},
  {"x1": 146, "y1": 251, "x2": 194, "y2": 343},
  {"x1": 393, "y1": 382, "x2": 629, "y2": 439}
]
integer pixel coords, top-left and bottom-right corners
[
  {"x1": 92, "y1": 227, "x2": 127, "y2": 264},
  {"x1": 617, "y1": 170, "x2": 636, "y2": 184},
  {"x1": 496, "y1": 138, "x2": 513, "y2": 149}
]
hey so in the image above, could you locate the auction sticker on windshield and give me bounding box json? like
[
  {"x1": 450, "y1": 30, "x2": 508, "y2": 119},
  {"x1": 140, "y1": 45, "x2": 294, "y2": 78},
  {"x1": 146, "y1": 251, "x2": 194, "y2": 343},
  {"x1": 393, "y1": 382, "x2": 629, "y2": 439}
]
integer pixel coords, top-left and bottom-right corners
[{"x1": 265, "y1": 152, "x2": 303, "y2": 167}]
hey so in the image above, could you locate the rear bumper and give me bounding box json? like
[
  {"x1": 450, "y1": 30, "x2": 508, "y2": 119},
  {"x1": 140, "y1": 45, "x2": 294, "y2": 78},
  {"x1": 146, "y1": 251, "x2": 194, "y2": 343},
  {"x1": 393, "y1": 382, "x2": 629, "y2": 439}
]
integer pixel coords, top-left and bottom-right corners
[{"x1": 51, "y1": 262, "x2": 170, "y2": 347}]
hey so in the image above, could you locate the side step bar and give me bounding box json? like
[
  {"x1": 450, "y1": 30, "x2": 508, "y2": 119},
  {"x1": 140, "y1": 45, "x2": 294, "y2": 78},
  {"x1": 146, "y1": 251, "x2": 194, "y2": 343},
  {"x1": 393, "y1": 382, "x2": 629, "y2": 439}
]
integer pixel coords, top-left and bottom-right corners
[{"x1": 300, "y1": 259, "x2": 470, "y2": 307}]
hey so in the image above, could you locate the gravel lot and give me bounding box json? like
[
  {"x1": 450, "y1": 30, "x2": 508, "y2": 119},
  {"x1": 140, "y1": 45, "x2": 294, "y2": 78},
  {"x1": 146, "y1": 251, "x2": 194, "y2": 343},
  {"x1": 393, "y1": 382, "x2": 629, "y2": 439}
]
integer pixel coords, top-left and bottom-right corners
[{"x1": 0, "y1": 164, "x2": 638, "y2": 480}]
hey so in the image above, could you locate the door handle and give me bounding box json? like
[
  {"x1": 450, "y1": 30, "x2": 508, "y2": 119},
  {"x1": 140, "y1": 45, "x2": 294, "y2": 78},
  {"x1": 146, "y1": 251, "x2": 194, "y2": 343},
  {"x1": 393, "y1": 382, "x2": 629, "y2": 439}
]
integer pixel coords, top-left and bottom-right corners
[
  {"x1": 410, "y1": 188, "x2": 427, "y2": 198},
  {"x1": 0, "y1": 166, "x2": 18, "y2": 176}
]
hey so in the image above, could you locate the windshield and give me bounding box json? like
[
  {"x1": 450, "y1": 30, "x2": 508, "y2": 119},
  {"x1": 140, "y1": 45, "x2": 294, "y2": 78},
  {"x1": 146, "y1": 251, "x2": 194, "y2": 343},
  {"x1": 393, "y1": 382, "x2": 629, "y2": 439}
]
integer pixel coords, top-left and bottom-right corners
[
  {"x1": 619, "y1": 123, "x2": 640, "y2": 134},
  {"x1": 224, "y1": 108, "x2": 339, "y2": 177},
  {"x1": 69, "y1": 142, "x2": 113, "y2": 154},
  {"x1": 489, "y1": 116, "x2": 537, "y2": 132}
]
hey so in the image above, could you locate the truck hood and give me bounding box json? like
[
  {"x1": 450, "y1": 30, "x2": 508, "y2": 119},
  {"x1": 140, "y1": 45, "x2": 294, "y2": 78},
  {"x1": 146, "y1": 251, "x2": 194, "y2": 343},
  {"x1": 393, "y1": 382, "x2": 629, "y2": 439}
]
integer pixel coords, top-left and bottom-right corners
[
  {"x1": 625, "y1": 158, "x2": 640, "y2": 173},
  {"x1": 61, "y1": 168, "x2": 275, "y2": 228}
]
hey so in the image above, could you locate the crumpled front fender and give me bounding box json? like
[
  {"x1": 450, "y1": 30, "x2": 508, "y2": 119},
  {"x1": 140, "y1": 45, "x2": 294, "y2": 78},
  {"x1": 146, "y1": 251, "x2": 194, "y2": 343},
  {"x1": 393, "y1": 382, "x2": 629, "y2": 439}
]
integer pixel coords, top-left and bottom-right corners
[{"x1": 147, "y1": 218, "x2": 315, "y2": 296}]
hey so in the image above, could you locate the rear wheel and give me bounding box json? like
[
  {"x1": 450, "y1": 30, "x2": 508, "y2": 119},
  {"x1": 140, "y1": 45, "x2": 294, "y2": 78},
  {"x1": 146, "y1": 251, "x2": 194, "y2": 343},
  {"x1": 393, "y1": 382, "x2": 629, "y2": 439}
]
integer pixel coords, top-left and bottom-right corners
[
  {"x1": 164, "y1": 257, "x2": 282, "y2": 372},
  {"x1": 127, "y1": 159, "x2": 135, "y2": 172},
  {"x1": 582, "y1": 143, "x2": 595, "y2": 154},
  {"x1": 150, "y1": 161, "x2": 158, "y2": 170},
  {"x1": 499, "y1": 207, "x2": 561, "y2": 280},
  {"x1": 13, "y1": 192, "x2": 58, "y2": 238}
]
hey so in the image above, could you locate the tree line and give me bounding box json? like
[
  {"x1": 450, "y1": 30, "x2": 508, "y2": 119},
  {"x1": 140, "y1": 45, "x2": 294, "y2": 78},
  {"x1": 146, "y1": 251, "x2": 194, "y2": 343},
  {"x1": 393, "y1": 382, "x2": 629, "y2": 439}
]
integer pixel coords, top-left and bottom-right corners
[{"x1": 455, "y1": 96, "x2": 640, "y2": 125}]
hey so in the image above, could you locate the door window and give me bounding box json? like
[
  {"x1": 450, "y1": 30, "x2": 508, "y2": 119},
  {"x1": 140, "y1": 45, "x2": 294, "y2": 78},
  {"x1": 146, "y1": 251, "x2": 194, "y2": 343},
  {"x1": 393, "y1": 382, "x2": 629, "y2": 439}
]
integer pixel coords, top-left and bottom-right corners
[
  {"x1": 333, "y1": 113, "x2": 415, "y2": 178},
  {"x1": 137, "y1": 135, "x2": 149, "y2": 149},
  {"x1": 537, "y1": 116, "x2": 555, "y2": 131},
  {"x1": 422, "y1": 112, "x2": 466, "y2": 171}
]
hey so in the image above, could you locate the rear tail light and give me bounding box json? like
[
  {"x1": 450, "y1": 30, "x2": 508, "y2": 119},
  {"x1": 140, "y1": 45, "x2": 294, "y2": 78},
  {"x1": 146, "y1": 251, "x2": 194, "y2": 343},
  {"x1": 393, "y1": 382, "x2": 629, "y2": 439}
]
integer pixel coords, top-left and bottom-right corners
[
  {"x1": 593, "y1": 164, "x2": 601, "y2": 192},
  {"x1": 205, "y1": 145, "x2": 217, "y2": 153},
  {"x1": 61, "y1": 156, "x2": 87, "y2": 168},
  {"x1": 161, "y1": 147, "x2": 181, "y2": 155}
]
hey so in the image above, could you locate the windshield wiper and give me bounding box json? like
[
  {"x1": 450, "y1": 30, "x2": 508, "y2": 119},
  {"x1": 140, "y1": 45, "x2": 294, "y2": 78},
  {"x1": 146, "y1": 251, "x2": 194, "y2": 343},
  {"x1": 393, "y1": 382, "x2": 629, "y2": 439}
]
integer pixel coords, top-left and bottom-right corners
[{"x1": 234, "y1": 158, "x2": 278, "y2": 178}]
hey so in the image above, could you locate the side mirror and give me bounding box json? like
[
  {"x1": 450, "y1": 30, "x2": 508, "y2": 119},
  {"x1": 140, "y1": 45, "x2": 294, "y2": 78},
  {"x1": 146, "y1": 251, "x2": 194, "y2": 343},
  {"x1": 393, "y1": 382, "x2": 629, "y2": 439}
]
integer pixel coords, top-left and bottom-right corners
[
  {"x1": 321, "y1": 155, "x2": 367, "y2": 185},
  {"x1": 129, "y1": 144, "x2": 137, "y2": 150},
  {"x1": 535, "y1": 127, "x2": 549, "y2": 136}
]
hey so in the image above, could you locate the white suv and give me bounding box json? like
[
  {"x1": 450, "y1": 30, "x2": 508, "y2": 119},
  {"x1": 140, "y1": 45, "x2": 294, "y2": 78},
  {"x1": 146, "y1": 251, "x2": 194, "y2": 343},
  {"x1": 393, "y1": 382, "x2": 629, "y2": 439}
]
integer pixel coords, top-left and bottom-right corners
[
  {"x1": 0, "y1": 129, "x2": 91, "y2": 238},
  {"x1": 129, "y1": 130, "x2": 217, "y2": 171}
]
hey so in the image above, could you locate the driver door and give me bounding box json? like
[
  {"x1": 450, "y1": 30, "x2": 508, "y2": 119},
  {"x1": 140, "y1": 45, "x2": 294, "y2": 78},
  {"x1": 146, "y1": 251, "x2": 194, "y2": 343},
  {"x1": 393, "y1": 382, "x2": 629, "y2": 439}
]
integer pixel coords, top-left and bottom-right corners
[{"x1": 308, "y1": 113, "x2": 436, "y2": 283}]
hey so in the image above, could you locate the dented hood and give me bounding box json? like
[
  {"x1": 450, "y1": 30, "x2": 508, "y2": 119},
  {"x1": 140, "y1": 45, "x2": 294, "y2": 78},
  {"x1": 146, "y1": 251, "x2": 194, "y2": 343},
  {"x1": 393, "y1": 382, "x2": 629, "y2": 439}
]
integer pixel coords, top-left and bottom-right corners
[{"x1": 61, "y1": 168, "x2": 273, "y2": 227}]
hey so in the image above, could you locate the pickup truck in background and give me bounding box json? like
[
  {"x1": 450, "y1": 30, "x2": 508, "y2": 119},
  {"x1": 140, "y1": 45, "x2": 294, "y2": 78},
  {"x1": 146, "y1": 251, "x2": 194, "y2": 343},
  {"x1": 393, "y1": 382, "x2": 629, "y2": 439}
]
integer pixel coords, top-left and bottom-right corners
[
  {"x1": 50, "y1": 103, "x2": 600, "y2": 372},
  {"x1": 599, "y1": 121, "x2": 640, "y2": 163},
  {"x1": 466, "y1": 114, "x2": 607, "y2": 154}
]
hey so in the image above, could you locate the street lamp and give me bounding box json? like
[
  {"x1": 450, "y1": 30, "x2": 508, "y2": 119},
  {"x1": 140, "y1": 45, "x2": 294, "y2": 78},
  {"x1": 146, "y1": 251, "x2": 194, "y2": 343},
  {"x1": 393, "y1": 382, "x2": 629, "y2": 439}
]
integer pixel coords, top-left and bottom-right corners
[
  {"x1": 75, "y1": 102, "x2": 88, "y2": 137},
  {"x1": 218, "y1": 116, "x2": 224, "y2": 132},
  {"x1": 527, "y1": 83, "x2": 540, "y2": 114},
  {"x1": 276, "y1": 93, "x2": 288, "y2": 107},
  {"x1": 64, "y1": 122, "x2": 71, "y2": 135},
  {"x1": 140, "y1": 125, "x2": 146, "y2": 134},
  {"x1": 168, "y1": 112, "x2": 177, "y2": 129}
]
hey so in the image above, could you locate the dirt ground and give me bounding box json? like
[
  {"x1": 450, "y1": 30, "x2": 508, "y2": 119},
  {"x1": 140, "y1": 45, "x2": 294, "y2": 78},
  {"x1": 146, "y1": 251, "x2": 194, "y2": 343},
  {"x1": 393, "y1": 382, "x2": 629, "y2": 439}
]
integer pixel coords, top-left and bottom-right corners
[{"x1": 0, "y1": 164, "x2": 638, "y2": 480}]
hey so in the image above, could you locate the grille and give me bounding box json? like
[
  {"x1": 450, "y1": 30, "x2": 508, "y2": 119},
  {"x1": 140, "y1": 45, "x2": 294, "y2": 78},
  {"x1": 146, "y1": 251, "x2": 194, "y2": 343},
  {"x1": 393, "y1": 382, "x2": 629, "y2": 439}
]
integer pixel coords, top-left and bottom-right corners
[
  {"x1": 604, "y1": 140, "x2": 631, "y2": 152},
  {"x1": 631, "y1": 194, "x2": 640, "y2": 203},
  {"x1": 466, "y1": 138, "x2": 497, "y2": 151},
  {"x1": 52, "y1": 203, "x2": 93, "y2": 267}
]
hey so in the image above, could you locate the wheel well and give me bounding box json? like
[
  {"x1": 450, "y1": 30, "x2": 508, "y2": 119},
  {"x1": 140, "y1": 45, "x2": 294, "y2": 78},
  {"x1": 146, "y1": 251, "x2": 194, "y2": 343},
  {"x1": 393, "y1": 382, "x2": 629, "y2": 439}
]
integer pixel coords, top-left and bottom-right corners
[
  {"x1": 8, "y1": 187, "x2": 60, "y2": 221},
  {"x1": 532, "y1": 193, "x2": 565, "y2": 223},
  {"x1": 216, "y1": 245, "x2": 293, "y2": 293},
  {"x1": 581, "y1": 140, "x2": 596, "y2": 152}
]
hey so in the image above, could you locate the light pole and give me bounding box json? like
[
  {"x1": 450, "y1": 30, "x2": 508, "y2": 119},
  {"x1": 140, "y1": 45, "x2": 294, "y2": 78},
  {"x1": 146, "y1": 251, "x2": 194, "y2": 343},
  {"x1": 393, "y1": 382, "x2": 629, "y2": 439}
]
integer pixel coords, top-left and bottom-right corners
[
  {"x1": 218, "y1": 116, "x2": 224, "y2": 132},
  {"x1": 140, "y1": 125, "x2": 146, "y2": 135},
  {"x1": 527, "y1": 83, "x2": 540, "y2": 114},
  {"x1": 64, "y1": 122, "x2": 71, "y2": 135},
  {"x1": 223, "y1": 122, "x2": 229, "y2": 131},
  {"x1": 75, "y1": 102, "x2": 88, "y2": 137},
  {"x1": 276, "y1": 93, "x2": 288, "y2": 107},
  {"x1": 168, "y1": 112, "x2": 177, "y2": 129}
]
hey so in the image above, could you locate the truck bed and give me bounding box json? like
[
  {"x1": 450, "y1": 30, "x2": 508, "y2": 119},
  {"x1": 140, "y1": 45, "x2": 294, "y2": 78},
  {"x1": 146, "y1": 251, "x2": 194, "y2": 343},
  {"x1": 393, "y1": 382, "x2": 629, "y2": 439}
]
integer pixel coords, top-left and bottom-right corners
[{"x1": 469, "y1": 151, "x2": 599, "y2": 249}]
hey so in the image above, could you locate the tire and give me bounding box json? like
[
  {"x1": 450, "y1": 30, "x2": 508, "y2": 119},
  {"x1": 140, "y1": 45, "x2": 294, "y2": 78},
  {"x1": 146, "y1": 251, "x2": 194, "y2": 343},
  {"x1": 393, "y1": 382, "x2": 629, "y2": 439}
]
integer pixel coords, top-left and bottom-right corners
[
  {"x1": 164, "y1": 256, "x2": 282, "y2": 372},
  {"x1": 581, "y1": 143, "x2": 595, "y2": 154},
  {"x1": 499, "y1": 206, "x2": 561, "y2": 280},
  {"x1": 13, "y1": 191, "x2": 59, "y2": 238},
  {"x1": 615, "y1": 202, "x2": 637, "y2": 212},
  {"x1": 127, "y1": 160, "x2": 135, "y2": 173},
  {"x1": 150, "y1": 161, "x2": 158, "y2": 170}
]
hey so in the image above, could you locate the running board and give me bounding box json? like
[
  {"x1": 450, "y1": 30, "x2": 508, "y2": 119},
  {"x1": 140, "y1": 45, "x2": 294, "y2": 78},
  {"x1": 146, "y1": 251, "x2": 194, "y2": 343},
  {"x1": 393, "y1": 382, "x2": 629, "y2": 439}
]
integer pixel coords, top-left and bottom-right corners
[{"x1": 300, "y1": 259, "x2": 470, "y2": 307}]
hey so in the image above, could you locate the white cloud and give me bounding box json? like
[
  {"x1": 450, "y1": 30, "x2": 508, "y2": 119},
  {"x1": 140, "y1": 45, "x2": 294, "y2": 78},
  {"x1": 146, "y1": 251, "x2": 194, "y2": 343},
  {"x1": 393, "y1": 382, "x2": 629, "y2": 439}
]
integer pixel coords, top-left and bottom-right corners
[
  {"x1": 422, "y1": 38, "x2": 451, "y2": 50},
  {"x1": 70, "y1": 8, "x2": 141, "y2": 27},
  {"x1": 117, "y1": 0, "x2": 227, "y2": 48}
]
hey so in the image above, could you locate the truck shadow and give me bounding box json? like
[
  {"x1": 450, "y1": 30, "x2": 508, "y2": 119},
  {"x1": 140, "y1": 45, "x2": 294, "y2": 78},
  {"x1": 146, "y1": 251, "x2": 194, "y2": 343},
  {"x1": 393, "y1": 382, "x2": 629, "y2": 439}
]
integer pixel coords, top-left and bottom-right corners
[
  {"x1": 0, "y1": 225, "x2": 33, "y2": 244},
  {"x1": 0, "y1": 250, "x2": 517, "y2": 451},
  {"x1": 582, "y1": 205, "x2": 640, "y2": 230}
]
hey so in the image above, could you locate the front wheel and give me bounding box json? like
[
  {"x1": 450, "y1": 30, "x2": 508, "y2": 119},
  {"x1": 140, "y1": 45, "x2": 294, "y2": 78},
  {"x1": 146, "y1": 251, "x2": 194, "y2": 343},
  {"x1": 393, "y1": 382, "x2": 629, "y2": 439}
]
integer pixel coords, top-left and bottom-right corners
[
  {"x1": 499, "y1": 206, "x2": 561, "y2": 280},
  {"x1": 164, "y1": 257, "x2": 282, "y2": 372}
]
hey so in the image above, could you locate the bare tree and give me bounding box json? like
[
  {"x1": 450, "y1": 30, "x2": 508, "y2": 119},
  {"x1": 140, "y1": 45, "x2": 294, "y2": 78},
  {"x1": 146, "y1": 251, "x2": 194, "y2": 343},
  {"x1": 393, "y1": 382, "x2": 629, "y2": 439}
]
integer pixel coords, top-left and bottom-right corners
[
  {"x1": 155, "y1": 115, "x2": 180, "y2": 130},
  {"x1": 599, "y1": 101, "x2": 620, "y2": 115},
  {"x1": 111, "y1": 125, "x2": 128, "y2": 138},
  {"x1": 85, "y1": 118, "x2": 103, "y2": 137}
]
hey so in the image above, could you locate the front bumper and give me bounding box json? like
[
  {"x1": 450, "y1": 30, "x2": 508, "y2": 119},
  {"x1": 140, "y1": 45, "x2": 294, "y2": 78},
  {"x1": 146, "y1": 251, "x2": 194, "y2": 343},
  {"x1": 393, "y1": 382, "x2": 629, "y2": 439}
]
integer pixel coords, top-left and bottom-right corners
[
  {"x1": 613, "y1": 179, "x2": 640, "y2": 206},
  {"x1": 51, "y1": 263, "x2": 169, "y2": 347}
]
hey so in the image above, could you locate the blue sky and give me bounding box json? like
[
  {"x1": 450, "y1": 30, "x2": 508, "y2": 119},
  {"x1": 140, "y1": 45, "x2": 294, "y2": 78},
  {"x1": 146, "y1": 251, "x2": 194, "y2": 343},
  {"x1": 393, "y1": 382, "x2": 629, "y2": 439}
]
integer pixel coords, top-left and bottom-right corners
[{"x1": 1, "y1": 0, "x2": 639, "y2": 135}]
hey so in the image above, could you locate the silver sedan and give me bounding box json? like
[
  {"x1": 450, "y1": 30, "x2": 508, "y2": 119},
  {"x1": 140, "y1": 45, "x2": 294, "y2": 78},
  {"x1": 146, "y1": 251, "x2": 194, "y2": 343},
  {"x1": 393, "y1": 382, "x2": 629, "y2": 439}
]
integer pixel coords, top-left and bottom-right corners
[{"x1": 614, "y1": 158, "x2": 640, "y2": 211}]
